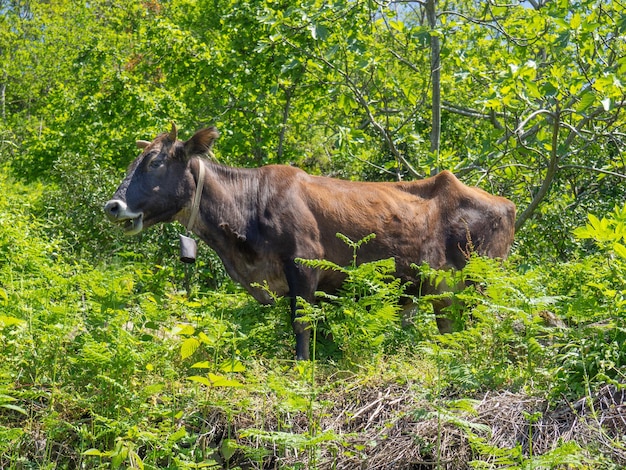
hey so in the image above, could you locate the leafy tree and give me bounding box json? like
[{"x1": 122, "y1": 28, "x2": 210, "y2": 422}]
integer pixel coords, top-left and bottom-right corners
[{"x1": 2, "y1": 0, "x2": 625, "y2": 261}]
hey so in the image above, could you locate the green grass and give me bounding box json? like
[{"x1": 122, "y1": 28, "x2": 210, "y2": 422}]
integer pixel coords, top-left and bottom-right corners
[{"x1": 1, "y1": 172, "x2": 625, "y2": 469}]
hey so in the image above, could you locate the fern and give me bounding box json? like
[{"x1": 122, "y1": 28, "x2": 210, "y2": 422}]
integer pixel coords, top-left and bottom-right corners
[{"x1": 296, "y1": 234, "x2": 406, "y2": 364}]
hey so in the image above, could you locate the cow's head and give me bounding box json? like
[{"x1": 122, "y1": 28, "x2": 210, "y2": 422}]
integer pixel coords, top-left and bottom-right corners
[{"x1": 104, "y1": 123, "x2": 218, "y2": 235}]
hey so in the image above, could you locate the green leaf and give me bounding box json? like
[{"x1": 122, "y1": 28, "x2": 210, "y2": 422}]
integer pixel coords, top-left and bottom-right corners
[
  {"x1": 168, "y1": 428, "x2": 187, "y2": 443},
  {"x1": 221, "y1": 439, "x2": 238, "y2": 461},
  {"x1": 280, "y1": 59, "x2": 301, "y2": 74},
  {"x1": 129, "y1": 450, "x2": 144, "y2": 470},
  {"x1": 207, "y1": 373, "x2": 244, "y2": 387},
  {"x1": 173, "y1": 324, "x2": 195, "y2": 336},
  {"x1": 1, "y1": 403, "x2": 28, "y2": 415},
  {"x1": 188, "y1": 375, "x2": 213, "y2": 387},
  {"x1": 141, "y1": 383, "x2": 164, "y2": 397},
  {"x1": 324, "y1": 44, "x2": 340, "y2": 60},
  {"x1": 191, "y1": 361, "x2": 212, "y2": 369},
  {"x1": 0, "y1": 316, "x2": 26, "y2": 328},
  {"x1": 576, "y1": 90, "x2": 595, "y2": 111},
  {"x1": 188, "y1": 374, "x2": 243, "y2": 388},
  {"x1": 541, "y1": 81, "x2": 559, "y2": 97},
  {"x1": 311, "y1": 23, "x2": 329, "y2": 41},
  {"x1": 613, "y1": 242, "x2": 626, "y2": 259},
  {"x1": 526, "y1": 81, "x2": 541, "y2": 99},
  {"x1": 389, "y1": 19, "x2": 405, "y2": 32},
  {"x1": 220, "y1": 358, "x2": 246, "y2": 373},
  {"x1": 337, "y1": 93, "x2": 358, "y2": 112},
  {"x1": 181, "y1": 337, "x2": 200, "y2": 360},
  {"x1": 447, "y1": 398, "x2": 480, "y2": 415},
  {"x1": 83, "y1": 449, "x2": 105, "y2": 456},
  {"x1": 197, "y1": 331, "x2": 214, "y2": 345}
]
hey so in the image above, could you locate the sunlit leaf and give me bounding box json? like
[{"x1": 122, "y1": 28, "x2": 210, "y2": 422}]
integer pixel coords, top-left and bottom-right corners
[
  {"x1": 172, "y1": 324, "x2": 195, "y2": 336},
  {"x1": 613, "y1": 242, "x2": 626, "y2": 259},
  {"x1": 0, "y1": 316, "x2": 26, "y2": 328},
  {"x1": 220, "y1": 358, "x2": 246, "y2": 373},
  {"x1": 188, "y1": 374, "x2": 243, "y2": 388},
  {"x1": 197, "y1": 331, "x2": 214, "y2": 345},
  {"x1": 181, "y1": 337, "x2": 200, "y2": 360},
  {"x1": 570, "y1": 12, "x2": 582, "y2": 29},
  {"x1": 83, "y1": 449, "x2": 105, "y2": 456},
  {"x1": 168, "y1": 427, "x2": 187, "y2": 443},
  {"x1": 191, "y1": 361, "x2": 212, "y2": 369}
]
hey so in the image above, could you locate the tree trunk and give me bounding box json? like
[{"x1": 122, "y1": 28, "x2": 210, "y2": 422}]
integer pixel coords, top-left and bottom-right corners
[
  {"x1": 426, "y1": 0, "x2": 441, "y2": 165},
  {"x1": 277, "y1": 85, "x2": 293, "y2": 162}
]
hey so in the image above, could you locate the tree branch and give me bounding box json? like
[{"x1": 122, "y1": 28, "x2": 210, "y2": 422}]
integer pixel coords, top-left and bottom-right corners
[
  {"x1": 558, "y1": 165, "x2": 626, "y2": 180},
  {"x1": 515, "y1": 106, "x2": 560, "y2": 231},
  {"x1": 439, "y1": 101, "x2": 504, "y2": 129},
  {"x1": 283, "y1": 38, "x2": 422, "y2": 179}
]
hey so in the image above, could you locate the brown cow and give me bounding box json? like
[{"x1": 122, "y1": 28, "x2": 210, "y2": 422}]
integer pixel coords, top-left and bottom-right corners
[{"x1": 104, "y1": 124, "x2": 516, "y2": 359}]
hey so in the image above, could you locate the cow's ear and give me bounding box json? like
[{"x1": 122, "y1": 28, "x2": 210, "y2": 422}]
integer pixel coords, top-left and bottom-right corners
[{"x1": 184, "y1": 127, "x2": 219, "y2": 158}]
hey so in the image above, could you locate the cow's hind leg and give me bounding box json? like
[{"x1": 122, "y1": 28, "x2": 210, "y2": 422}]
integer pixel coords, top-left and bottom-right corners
[
  {"x1": 399, "y1": 296, "x2": 456, "y2": 334},
  {"x1": 433, "y1": 298, "x2": 454, "y2": 333},
  {"x1": 429, "y1": 276, "x2": 466, "y2": 334}
]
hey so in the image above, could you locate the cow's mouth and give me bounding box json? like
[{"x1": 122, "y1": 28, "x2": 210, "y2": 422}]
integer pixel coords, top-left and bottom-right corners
[
  {"x1": 104, "y1": 199, "x2": 144, "y2": 235},
  {"x1": 117, "y1": 214, "x2": 143, "y2": 235}
]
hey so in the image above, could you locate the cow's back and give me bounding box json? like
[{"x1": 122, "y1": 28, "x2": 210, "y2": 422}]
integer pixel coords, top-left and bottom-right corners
[{"x1": 285, "y1": 169, "x2": 515, "y2": 280}]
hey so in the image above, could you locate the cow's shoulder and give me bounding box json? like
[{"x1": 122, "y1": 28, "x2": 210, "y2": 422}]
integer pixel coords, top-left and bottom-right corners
[
  {"x1": 244, "y1": 164, "x2": 319, "y2": 243},
  {"x1": 258, "y1": 164, "x2": 309, "y2": 180}
]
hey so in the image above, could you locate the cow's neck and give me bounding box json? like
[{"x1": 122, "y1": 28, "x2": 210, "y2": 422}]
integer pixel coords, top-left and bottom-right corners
[
  {"x1": 188, "y1": 159, "x2": 260, "y2": 245},
  {"x1": 185, "y1": 159, "x2": 267, "y2": 293}
]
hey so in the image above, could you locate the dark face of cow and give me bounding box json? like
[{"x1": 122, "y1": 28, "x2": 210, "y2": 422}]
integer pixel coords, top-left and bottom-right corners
[{"x1": 104, "y1": 124, "x2": 218, "y2": 235}]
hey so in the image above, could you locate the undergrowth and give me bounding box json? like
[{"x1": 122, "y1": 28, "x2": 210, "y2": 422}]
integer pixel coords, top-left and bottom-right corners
[{"x1": 1, "y1": 171, "x2": 625, "y2": 468}]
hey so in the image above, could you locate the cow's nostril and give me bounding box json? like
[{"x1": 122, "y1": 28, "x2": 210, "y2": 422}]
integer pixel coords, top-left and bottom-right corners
[{"x1": 104, "y1": 200, "x2": 120, "y2": 218}]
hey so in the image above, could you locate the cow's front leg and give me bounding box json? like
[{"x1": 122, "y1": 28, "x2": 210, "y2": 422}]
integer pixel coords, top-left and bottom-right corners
[
  {"x1": 285, "y1": 261, "x2": 318, "y2": 360},
  {"x1": 290, "y1": 296, "x2": 311, "y2": 360}
]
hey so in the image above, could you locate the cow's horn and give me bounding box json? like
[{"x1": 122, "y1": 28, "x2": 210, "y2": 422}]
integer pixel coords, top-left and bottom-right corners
[{"x1": 168, "y1": 122, "x2": 178, "y2": 141}]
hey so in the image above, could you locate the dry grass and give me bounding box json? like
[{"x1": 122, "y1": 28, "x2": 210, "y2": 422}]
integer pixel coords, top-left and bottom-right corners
[{"x1": 223, "y1": 380, "x2": 626, "y2": 469}]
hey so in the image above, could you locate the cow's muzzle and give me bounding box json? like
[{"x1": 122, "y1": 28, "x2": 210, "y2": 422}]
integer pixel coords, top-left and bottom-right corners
[{"x1": 104, "y1": 199, "x2": 144, "y2": 235}]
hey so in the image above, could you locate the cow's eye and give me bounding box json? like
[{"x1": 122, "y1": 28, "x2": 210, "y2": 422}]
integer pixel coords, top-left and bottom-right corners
[{"x1": 148, "y1": 159, "x2": 162, "y2": 170}]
